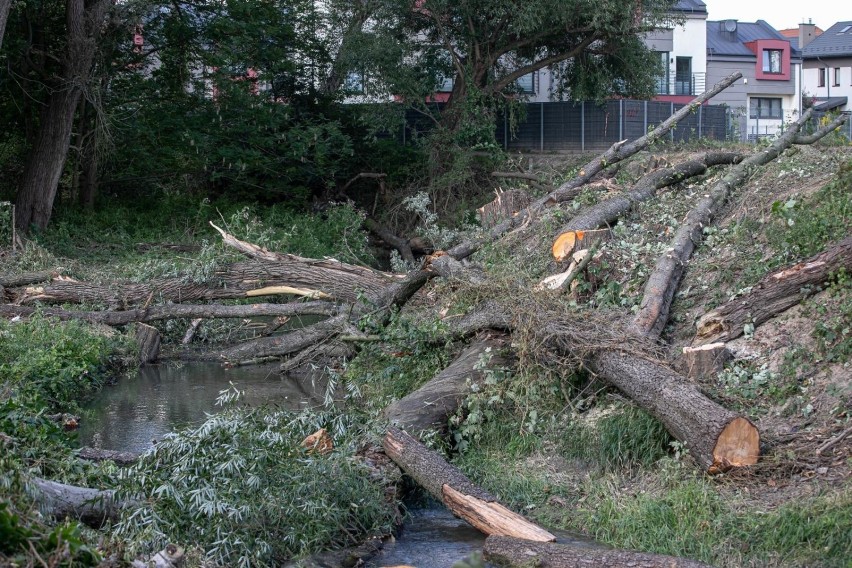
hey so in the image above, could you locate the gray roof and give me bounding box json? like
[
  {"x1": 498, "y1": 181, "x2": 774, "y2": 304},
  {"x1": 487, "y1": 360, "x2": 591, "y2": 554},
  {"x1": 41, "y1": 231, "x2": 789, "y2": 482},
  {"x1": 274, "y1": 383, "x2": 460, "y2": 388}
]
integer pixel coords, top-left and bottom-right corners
[
  {"x1": 802, "y1": 21, "x2": 852, "y2": 58},
  {"x1": 673, "y1": 0, "x2": 706, "y2": 13},
  {"x1": 706, "y1": 20, "x2": 789, "y2": 57}
]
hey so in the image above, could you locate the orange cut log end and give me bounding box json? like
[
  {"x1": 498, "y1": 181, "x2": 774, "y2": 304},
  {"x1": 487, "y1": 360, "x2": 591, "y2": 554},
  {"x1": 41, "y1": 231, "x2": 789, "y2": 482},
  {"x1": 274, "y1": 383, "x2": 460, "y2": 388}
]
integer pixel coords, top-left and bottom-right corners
[
  {"x1": 710, "y1": 417, "x2": 759, "y2": 473},
  {"x1": 552, "y1": 231, "x2": 585, "y2": 262}
]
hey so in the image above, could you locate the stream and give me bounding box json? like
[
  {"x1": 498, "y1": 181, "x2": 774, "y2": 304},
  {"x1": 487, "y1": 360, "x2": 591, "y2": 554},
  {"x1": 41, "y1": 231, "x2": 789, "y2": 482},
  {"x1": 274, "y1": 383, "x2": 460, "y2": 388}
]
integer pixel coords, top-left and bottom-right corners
[
  {"x1": 78, "y1": 362, "x2": 593, "y2": 566},
  {"x1": 77, "y1": 362, "x2": 326, "y2": 453}
]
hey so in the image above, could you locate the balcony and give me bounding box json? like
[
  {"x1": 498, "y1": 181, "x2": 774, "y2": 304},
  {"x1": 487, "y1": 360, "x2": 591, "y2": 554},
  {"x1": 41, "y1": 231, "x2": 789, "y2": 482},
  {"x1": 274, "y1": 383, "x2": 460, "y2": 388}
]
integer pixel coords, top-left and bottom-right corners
[{"x1": 655, "y1": 72, "x2": 706, "y2": 96}]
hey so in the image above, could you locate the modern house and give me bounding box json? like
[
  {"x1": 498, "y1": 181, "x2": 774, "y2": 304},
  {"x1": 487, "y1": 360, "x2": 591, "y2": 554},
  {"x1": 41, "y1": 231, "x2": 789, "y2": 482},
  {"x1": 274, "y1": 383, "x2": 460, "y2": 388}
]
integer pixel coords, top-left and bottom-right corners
[
  {"x1": 644, "y1": 0, "x2": 708, "y2": 103},
  {"x1": 706, "y1": 20, "x2": 802, "y2": 140},
  {"x1": 801, "y1": 21, "x2": 852, "y2": 112}
]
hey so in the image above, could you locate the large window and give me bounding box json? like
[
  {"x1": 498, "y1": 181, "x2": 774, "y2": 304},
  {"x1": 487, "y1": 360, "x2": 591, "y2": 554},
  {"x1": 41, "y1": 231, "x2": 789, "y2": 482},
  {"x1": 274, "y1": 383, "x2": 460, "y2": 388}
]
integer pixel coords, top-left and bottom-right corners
[
  {"x1": 762, "y1": 49, "x2": 782, "y2": 74},
  {"x1": 675, "y1": 56, "x2": 692, "y2": 95},
  {"x1": 833, "y1": 68, "x2": 841, "y2": 87},
  {"x1": 750, "y1": 97, "x2": 782, "y2": 119},
  {"x1": 654, "y1": 51, "x2": 669, "y2": 94},
  {"x1": 818, "y1": 68, "x2": 826, "y2": 87}
]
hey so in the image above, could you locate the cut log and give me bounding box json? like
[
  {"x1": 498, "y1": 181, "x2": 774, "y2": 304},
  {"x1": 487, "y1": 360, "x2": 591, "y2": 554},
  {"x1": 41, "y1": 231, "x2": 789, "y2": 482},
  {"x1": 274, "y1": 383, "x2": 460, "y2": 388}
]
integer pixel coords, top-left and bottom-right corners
[
  {"x1": 443, "y1": 71, "x2": 744, "y2": 263},
  {"x1": 484, "y1": 535, "x2": 714, "y2": 568},
  {"x1": 0, "y1": 269, "x2": 60, "y2": 287},
  {"x1": 30, "y1": 477, "x2": 121, "y2": 527},
  {"x1": 384, "y1": 336, "x2": 509, "y2": 436},
  {"x1": 130, "y1": 544, "x2": 185, "y2": 568},
  {"x1": 554, "y1": 151, "x2": 743, "y2": 240},
  {"x1": 0, "y1": 300, "x2": 338, "y2": 326},
  {"x1": 136, "y1": 323, "x2": 161, "y2": 364},
  {"x1": 551, "y1": 230, "x2": 610, "y2": 263},
  {"x1": 181, "y1": 318, "x2": 203, "y2": 344},
  {"x1": 77, "y1": 446, "x2": 139, "y2": 465},
  {"x1": 478, "y1": 189, "x2": 533, "y2": 229},
  {"x1": 682, "y1": 343, "x2": 731, "y2": 379},
  {"x1": 383, "y1": 427, "x2": 556, "y2": 542},
  {"x1": 244, "y1": 285, "x2": 332, "y2": 299},
  {"x1": 631, "y1": 108, "x2": 820, "y2": 340},
  {"x1": 585, "y1": 349, "x2": 758, "y2": 473},
  {"x1": 693, "y1": 235, "x2": 852, "y2": 345}
]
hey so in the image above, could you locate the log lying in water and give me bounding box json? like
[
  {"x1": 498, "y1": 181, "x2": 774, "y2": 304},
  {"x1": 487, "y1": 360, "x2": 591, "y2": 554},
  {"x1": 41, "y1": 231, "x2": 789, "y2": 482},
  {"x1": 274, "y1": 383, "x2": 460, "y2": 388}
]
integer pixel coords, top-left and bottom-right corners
[
  {"x1": 382, "y1": 427, "x2": 555, "y2": 542},
  {"x1": 484, "y1": 535, "x2": 714, "y2": 568}
]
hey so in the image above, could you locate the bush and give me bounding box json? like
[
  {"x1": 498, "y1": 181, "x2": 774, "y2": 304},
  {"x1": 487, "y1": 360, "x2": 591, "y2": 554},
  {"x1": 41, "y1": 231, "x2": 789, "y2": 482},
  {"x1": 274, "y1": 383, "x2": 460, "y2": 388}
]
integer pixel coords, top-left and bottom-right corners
[{"x1": 114, "y1": 398, "x2": 397, "y2": 567}]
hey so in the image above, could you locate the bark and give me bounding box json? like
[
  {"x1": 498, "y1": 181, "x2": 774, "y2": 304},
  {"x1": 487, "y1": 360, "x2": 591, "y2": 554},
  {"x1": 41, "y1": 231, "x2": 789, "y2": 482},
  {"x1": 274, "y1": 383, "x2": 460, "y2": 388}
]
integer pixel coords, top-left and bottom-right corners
[
  {"x1": 77, "y1": 446, "x2": 139, "y2": 465},
  {"x1": 631, "y1": 108, "x2": 816, "y2": 339},
  {"x1": 0, "y1": 270, "x2": 61, "y2": 287},
  {"x1": 443, "y1": 72, "x2": 744, "y2": 263},
  {"x1": 0, "y1": 0, "x2": 10, "y2": 52},
  {"x1": 0, "y1": 301, "x2": 338, "y2": 326},
  {"x1": 554, "y1": 152, "x2": 743, "y2": 239},
  {"x1": 136, "y1": 322, "x2": 161, "y2": 363},
  {"x1": 383, "y1": 427, "x2": 556, "y2": 542},
  {"x1": 199, "y1": 313, "x2": 349, "y2": 364},
  {"x1": 384, "y1": 336, "x2": 509, "y2": 436},
  {"x1": 484, "y1": 535, "x2": 713, "y2": 568},
  {"x1": 545, "y1": 72, "x2": 743, "y2": 205},
  {"x1": 15, "y1": 0, "x2": 110, "y2": 232},
  {"x1": 31, "y1": 477, "x2": 121, "y2": 527},
  {"x1": 682, "y1": 343, "x2": 731, "y2": 379},
  {"x1": 694, "y1": 236, "x2": 852, "y2": 345},
  {"x1": 793, "y1": 113, "x2": 850, "y2": 145},
  {"x1": 584, "y1": 349, "x2": 758, "y2": 473}
]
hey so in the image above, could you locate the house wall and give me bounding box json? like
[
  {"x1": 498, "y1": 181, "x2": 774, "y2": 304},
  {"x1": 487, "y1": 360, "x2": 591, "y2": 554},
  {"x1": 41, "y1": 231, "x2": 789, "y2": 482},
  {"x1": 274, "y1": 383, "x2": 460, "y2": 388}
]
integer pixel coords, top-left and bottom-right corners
[
  {"x1": 803, "y1": 56, "x2": 852, "y2": 110},
  {"x1": 708, "y1": 55, "x2": 801, "y2": 140}
]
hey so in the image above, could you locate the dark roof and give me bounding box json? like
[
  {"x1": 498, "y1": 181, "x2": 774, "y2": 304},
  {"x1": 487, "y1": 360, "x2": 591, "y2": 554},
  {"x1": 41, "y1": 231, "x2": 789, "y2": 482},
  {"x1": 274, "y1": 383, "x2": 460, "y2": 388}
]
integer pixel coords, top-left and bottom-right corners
[
  {"x1": 673, "y1": 0, "x2": 706, "y2": 13},
  {"x1": 706, "y1": 20, "x2": 789, "y2": 57},
  {"x1": 813, "y1": 97, "x2": 848, "y2": 111},
  {"x1": 802, "y1": 21, "x2": 852, "y2": 58}
]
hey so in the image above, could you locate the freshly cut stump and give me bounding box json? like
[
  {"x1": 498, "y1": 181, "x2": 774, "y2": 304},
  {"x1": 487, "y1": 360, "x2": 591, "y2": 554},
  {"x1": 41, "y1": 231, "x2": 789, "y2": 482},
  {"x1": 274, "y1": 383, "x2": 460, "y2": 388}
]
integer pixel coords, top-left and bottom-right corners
[
  {"x1": 710, "y1": 417, "x2": 760, "y2": 473},
  {"x1": 551, "y1": 229, "x2": 610, "y2": 262}
]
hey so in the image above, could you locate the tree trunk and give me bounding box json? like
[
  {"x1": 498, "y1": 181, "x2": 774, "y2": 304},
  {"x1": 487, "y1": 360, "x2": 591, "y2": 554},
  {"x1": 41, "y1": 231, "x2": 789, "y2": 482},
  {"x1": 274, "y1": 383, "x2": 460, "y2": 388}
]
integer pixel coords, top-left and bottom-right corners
[
  {"x1": 136, "y1": 322, "x2": 161, "y2": 363},
  {"x1": 383, "y1": 427, "x2": 556, "y2": 542},
  {"x1": 630, "y1": 108, "x2": 816, "y2": 339},
  {"x1": 15, "y1": 87, "x2": 82, "y2": 231},
  {"x1": 585, "y1": 349, "x2": 758, "y2": 473},
  {"x1": 0, "y1": 0, "x2": 11, "y2": 52},
  {"x1": 384, "y1": 336, "x2": 509, "y2": 436},
  {"x1": 484, "y1": 535, "x2": 714, "y2": 568},
  {"x1": 14, "y1": 0, "x2": 110, "y2": 233},
  {"x1": 0, "y1": 301, "x2": 338, "y2": 326},
  {"x1": 30, "y1": 477, "x2": 121, "y2": 527},
  {"x1": 694, "y1": 235, "x2": 852, "y2": 345}
]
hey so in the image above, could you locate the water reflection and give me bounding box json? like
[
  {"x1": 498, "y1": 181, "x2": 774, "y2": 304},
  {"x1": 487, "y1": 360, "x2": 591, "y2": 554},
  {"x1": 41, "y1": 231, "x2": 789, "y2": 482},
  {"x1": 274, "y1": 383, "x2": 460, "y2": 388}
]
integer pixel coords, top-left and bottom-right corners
[{"x1": 78, "y1": 362, "x2": 325, "y2": 453}]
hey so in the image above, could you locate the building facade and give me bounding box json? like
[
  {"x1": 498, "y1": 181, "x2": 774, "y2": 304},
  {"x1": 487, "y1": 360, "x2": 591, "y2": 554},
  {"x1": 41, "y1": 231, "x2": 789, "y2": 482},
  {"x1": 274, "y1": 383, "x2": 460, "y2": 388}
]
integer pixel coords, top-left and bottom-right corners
[
  {"x1": 801, "y1": 21, "x2": 852, "y2": 112},
  {"x1": 706, "y1": 20, "x2": 802, "y2": 141}
]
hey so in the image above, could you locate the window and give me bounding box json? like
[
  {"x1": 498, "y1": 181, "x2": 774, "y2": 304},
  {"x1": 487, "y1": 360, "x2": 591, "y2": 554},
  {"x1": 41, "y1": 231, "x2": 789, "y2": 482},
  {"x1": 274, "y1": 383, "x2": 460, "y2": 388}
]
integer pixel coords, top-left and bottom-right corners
[
  {"x1": 818, "y1": 68, "x2": 826, "y2": 87},
  {"x1": 762, "y1": 49, "x2": 782, "y2": 74},
  {"x1": 654, "y1": 51, "x2": 669, "y2": 94},
  {"x1": 344, "y1": 71, "x2": 364, "y2": 94},
  {"x1": 516, "y1": 72, "x2": 536, "y2": 94},
  {"x1": 675, "y1": 57, "x2": 693, "y2": 95},
  {"x1": 750, "y1": 97, "x2": 782, "y2": 119},
  {"x1": 833, "y1": 68, "x2": 841, "y2": 87}
]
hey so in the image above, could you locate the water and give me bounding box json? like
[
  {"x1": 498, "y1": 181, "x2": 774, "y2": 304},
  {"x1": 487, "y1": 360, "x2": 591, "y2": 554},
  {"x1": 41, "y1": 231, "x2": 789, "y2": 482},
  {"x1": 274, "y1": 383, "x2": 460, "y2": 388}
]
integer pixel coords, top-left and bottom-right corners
[
  {"x1": 366, "y1": 508, "x2": 487, "y2": 567},
  {"x1": 77, "y1": 362, "x2": 325, "y2": 454}
]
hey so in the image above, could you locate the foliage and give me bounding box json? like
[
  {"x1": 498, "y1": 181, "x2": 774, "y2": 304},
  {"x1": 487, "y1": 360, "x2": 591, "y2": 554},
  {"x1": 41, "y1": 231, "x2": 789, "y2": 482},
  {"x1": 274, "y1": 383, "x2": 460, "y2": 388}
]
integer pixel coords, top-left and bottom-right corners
[
  {"x1": 0, "y1": 501, "x2": 100, "y2": 567},
  {"x1": 0, "y1": 314, "x2": 134, "y2": 411},
  {"x1": 561, "y1": 403, "x2": 673, "y2": 470},
  {"x1": 114, "y1": 397, "x2": 397, "y2": 567}
]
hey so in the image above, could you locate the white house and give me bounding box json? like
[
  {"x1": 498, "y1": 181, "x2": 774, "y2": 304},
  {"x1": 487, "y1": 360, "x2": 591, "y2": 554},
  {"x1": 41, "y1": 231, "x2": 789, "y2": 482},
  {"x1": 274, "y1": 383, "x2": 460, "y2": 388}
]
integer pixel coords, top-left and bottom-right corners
[{"x1": 801, "y1": 21, "x2": 852, "y2": 112}]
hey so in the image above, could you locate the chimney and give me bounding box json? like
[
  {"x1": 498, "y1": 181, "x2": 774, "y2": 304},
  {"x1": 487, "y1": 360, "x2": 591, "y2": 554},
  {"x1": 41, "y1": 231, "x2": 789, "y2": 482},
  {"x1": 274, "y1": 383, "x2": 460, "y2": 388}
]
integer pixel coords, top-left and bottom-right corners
[
  {"x1": 720, "y1": 20, "x2": 738, "y2": 42},
  {"x1": 799, "y1": 20, "x2": 816, "y2": 48}
]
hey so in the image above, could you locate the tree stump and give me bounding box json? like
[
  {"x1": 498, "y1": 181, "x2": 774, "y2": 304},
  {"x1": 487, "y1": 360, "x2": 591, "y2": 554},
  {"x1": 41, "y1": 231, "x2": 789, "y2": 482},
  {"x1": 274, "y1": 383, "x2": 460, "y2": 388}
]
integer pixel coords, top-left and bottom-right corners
[{"x1": 136, "y1": 323, "x2": 161, "y2": 363}]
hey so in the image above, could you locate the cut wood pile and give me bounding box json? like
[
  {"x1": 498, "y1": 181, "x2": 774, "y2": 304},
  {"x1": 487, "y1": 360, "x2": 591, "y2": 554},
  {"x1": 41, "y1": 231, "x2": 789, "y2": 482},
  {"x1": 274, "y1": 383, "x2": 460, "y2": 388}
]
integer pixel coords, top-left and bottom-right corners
[{"x1": 5, "y1": 71, "x2": 850, "y2": 567}]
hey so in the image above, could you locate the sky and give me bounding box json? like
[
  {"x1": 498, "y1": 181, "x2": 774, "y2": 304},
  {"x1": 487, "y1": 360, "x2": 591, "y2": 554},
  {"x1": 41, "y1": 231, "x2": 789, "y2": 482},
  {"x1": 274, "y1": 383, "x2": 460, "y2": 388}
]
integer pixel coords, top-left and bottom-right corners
[{"x1": 704, "y1": 0, "x2": 849, "y2": 31}]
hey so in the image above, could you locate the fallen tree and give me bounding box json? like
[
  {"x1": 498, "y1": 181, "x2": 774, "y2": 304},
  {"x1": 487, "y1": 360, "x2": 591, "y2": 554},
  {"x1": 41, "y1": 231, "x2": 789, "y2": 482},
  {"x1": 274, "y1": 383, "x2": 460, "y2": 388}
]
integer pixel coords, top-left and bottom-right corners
[
  {"x1": 483, "y1": 535, "x2": 714, "y2": 568},
  {"x1": 694, "y1": 235, "x2": 852, "y2": 345}
]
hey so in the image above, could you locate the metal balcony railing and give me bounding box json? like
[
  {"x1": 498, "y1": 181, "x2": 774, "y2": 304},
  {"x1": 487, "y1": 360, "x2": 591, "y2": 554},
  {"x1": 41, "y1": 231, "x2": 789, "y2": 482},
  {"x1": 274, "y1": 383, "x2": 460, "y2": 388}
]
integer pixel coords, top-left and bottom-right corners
[{"x1": 655, "y1": 72, "x2": 706, "y2": 96}]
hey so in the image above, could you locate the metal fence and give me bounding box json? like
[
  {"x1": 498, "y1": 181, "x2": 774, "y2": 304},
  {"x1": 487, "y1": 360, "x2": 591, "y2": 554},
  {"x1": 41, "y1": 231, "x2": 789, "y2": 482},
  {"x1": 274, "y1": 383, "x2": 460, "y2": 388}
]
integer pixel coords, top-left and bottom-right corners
[
  {"x1": 493, "y1": 100, "x2": 728, "y2": 152},
  {"x1": 397, "y1": 101, "x2": 850, "y2": 152}
]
